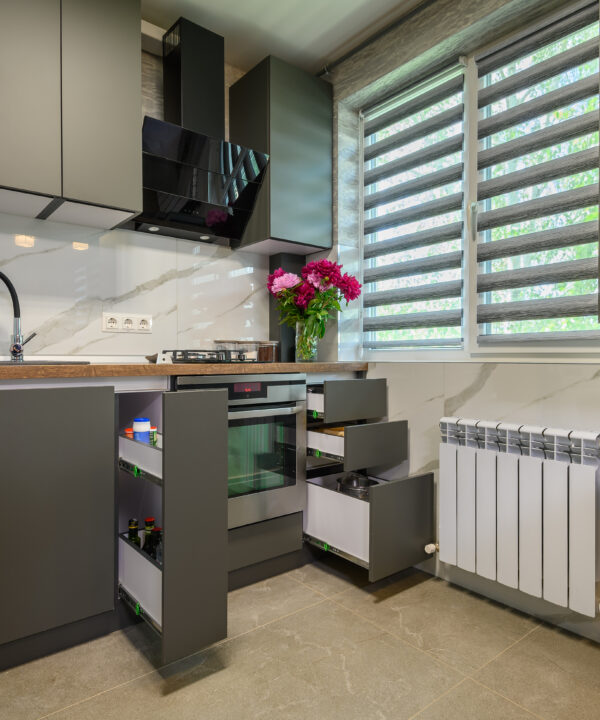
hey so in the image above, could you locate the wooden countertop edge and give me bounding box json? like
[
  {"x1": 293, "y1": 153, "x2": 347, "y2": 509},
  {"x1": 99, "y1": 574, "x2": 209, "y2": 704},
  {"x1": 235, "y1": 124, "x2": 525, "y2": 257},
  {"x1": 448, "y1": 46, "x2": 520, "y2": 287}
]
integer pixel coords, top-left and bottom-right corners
[{"x1": 0, "y1": 361, "x2": 368, "y2": 380}]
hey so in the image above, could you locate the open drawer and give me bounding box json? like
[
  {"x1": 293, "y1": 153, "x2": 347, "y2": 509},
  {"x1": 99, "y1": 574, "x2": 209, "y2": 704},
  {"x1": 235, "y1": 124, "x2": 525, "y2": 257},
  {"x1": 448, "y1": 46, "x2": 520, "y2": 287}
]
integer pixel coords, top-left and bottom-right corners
[
  {"x1": 304, "y1": 472, "x2": 434, "y2": 582},
  {"x1": 118, "y1": 533, "x2": 162, "y2": 633},
  {"x1": 307, "y1": 379, "x2": 387, "y2": 423},
  {"x1": 307, "y1": 420, "x2": 407, "y2": 471}
]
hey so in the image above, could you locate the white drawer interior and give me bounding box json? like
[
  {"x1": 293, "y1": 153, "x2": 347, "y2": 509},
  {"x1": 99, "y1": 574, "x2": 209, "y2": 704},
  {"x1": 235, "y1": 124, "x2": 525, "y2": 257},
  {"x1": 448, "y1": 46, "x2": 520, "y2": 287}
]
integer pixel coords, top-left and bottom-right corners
[
  {"x1": 118, "y1": 535, "x2": 162, "y2": 628},
  {"x1": 304, "y1": 483, "x2": 369, "y2": 563},
  {"x1": 307, "y1": 429, "x2": 344, "y2": 457}
]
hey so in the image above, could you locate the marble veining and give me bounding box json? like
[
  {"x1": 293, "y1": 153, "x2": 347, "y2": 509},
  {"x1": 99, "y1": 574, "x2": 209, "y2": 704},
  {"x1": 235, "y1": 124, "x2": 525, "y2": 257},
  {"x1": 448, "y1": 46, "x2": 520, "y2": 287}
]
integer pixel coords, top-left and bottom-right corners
[{"x1": 0, "y1": 214, "x2": 269, "y2": 357}]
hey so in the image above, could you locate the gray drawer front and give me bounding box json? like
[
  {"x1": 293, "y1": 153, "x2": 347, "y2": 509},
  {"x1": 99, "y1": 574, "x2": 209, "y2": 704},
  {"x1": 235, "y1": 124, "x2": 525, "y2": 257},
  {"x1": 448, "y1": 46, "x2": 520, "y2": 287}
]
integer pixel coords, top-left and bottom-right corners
[
  {"x1": 344, "y1": 420, "x2": 407, "y2": 472},
  {"x1": 228, "y1": 513, "x2": 303, "y2": 571},
  {"x1": 320, "y1": 379, "x2": 387, "y2": 424},
  {"x1": 369, "y1": 472, "x2": 434, "y2": 582}
]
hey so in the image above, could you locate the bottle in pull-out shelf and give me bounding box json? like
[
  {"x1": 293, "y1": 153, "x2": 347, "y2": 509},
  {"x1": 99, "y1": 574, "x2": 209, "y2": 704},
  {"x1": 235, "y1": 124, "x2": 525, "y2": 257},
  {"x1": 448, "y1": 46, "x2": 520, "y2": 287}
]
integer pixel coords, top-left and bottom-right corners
[
  {"x1": 128, "y1": 518, "x2": 141, "y2": 547},
  {"x1": 153, "y1": 527, "x2": 163, "y2": 564},
  {"x1": 133, "y1": 417, "x2": 151, "y2": 443},
  {"x1": 142, "y1": 516, "x2": 155, "y2": 555}
]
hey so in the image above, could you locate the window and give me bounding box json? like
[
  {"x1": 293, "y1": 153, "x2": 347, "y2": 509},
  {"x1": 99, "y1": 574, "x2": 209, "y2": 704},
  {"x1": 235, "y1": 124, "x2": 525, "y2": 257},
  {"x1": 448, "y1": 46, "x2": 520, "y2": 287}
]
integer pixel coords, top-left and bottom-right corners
[
  {"x1": 362, "y1": 69, "x2": 465, "y2": 349},
  {"x1": 359, "y1": 0, "x2": 600, "y2": 353},
  {"x1": 476, "y1": 2, "x2": 599, "y2": 343}
]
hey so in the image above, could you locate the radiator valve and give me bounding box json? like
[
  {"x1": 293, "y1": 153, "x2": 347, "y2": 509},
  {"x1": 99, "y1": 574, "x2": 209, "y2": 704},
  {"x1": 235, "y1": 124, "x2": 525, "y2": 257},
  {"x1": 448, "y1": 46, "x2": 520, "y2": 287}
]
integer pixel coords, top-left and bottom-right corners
[{"x1": 424, "y1": 543, "x2": 439, "y2": 555}]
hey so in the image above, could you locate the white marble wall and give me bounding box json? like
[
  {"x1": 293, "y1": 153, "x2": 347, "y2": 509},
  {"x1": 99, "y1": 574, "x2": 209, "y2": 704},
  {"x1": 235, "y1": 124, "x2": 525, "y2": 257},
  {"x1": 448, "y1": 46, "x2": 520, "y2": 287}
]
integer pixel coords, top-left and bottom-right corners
[
  {"x1": 368, "y1": 361, "x2": 600, "y2": 477},
  {"x1": 0, "y1": 213, "x2": 269, "y2": 358}
]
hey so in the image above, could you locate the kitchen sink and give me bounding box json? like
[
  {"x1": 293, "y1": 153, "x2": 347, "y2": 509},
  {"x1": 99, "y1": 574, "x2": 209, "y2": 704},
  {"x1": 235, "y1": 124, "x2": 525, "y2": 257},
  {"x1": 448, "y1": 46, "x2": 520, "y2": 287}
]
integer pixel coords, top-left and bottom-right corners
[{"x1": 0, "y1": 360, "x2": 91, "y2": 365}]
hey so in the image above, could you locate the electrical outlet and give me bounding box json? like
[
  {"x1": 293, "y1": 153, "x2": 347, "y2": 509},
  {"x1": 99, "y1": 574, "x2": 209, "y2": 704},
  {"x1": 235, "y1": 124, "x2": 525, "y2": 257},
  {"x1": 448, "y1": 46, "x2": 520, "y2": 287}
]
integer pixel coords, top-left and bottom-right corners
[
  {"x1": 102, "y1": 312, "x2": 153, "y2": 333},
  {"x1": 102, "y1": 313, "x2": 121, "y2": 332}
]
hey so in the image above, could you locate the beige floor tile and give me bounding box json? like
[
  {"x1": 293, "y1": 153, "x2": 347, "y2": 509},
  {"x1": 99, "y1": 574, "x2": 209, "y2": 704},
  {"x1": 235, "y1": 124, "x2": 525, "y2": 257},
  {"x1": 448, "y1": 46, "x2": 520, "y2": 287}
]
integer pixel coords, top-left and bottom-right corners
[
  {"x1": 415, "y1": 679, "x2": 539, "y2": 719},
  {"x1": 296, "y1": 632, "x2": 462, "y2": 720},
  {"x1": 475, "y1": 624, "x2": 600, "y2": 720},
  {"x1": 288, "y1": 554, "x2": 369, "y2": 597},
  {"x1": 49, "y1": 602, "x2": 459, "y2": 720},
  {"x1": 227, "y1": 572, "x2": 324, "y2": 637},
  {"x1": 0, "y1": 623, "x2": 160, "y2": 720},
  {"x1": 335, "y1": 570, "x2": 537, "y2": 674}
]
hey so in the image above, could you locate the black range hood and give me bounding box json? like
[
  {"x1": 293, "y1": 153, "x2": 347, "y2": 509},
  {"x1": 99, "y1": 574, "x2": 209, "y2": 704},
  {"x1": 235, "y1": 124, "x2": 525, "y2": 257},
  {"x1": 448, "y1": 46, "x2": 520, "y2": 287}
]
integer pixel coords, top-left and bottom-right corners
[{"x1": 127, "y1": 18, "x2": 268, "y2": 243}]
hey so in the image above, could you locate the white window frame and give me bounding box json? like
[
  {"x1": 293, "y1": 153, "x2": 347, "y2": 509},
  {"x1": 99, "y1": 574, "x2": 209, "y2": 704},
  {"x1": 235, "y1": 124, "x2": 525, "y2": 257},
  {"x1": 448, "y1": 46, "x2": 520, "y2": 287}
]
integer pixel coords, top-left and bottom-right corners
[{"x1": 359, "y1": 11, "x2": 600, "y2": 364}]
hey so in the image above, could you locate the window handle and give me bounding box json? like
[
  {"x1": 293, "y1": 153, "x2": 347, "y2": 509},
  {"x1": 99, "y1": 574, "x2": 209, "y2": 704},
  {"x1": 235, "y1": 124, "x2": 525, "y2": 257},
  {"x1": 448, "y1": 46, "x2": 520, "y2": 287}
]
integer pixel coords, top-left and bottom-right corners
[{"x1": 470, "y1": 202, "x2": 478, "y2": 243}]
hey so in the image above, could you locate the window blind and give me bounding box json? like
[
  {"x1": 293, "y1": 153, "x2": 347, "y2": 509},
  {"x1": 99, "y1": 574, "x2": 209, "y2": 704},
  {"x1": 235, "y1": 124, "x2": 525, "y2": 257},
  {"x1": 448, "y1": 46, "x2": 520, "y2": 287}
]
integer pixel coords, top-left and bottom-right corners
[
  {"x1": 362, "y1": 69, "x2": 465, "y2": 349},
  {"x1": 476, "y1": 2, "x2": 600, "y2": 343}
]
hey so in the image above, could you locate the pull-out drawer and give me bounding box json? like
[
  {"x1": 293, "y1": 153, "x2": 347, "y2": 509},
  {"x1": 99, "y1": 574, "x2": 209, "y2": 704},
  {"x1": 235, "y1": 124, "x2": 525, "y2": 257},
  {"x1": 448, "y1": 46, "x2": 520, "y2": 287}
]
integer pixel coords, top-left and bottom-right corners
[
  {"x1": 307, "y1": 379, "x2": 387, "y2": 423},
  {"x1": 307, "y1": 419, "x2": 407, "y2": 471},
  {"x1": 304, "y1": 472, "x2": 434, "y2": 582},
  {"x1": 118, "y1": 533, "x2": 162, "y2": 632}
]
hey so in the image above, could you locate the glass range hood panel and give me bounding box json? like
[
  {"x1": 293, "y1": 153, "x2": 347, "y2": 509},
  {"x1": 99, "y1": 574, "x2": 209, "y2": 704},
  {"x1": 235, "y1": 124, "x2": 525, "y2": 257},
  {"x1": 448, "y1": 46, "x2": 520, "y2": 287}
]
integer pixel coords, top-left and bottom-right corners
[
  {"x1": 135, "y1": 116, "x2": 268, "y2": 243},
  {"x1": 143, "y1": 154, "x2": 261, "y2": 209},
  {"x1": 142, "y1": 116, "x2": 268, "y2": 182},
  {"x1": 139, "y1": 189, "x2": 252, "y2": 241}
]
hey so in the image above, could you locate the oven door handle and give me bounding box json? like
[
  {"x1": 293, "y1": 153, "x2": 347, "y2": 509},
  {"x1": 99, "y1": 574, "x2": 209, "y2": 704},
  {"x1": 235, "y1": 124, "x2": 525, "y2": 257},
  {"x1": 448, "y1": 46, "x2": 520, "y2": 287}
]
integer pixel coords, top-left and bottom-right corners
[{"x1": 228, "y1": 405, "x2": 302, "y2": 420}]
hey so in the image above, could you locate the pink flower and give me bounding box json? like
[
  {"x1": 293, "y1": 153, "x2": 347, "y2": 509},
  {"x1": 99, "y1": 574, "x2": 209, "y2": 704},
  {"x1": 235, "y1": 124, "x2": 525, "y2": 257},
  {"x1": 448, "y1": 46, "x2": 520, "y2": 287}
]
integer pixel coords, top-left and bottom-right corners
[
  {"x1": 302, "y1": 259, "x2": 342, "y2": 290},
  {"x1": 270, "y1": 272, "x2": 301, "y2": 294},
  {"x1": 294, "y1": 282, "x2": 316, "y2": 309},
  {"x1": 267, "y1": 268, "x2": 285, "y2": 295},
  {"x1": 338, "y1": 273, "x2": 361, "y2": 301}
]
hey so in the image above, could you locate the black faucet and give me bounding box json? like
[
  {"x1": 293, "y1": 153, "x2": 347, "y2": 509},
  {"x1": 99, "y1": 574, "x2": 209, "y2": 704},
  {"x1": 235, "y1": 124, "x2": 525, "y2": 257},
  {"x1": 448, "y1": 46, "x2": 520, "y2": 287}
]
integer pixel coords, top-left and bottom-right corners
[{"x1": 0, "y1": 271, "x2": 36, "y2": 362}]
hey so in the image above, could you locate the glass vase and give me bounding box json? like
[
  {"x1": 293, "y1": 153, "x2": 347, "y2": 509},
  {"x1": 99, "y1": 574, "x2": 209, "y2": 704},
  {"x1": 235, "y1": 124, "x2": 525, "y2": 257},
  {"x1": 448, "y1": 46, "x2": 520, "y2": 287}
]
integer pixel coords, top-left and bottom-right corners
[{"x1": 295, "y1": 321, "x2": 318, "y2": 362}]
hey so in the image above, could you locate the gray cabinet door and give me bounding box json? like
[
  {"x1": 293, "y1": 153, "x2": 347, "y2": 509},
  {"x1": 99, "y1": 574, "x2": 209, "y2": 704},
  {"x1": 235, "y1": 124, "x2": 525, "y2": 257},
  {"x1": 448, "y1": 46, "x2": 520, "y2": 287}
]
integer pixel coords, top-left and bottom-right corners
[
  {"x1": 0, "y1": 1, "x2": 61, "y2": 197},
  {"x1": 229, "y1": 55, "x2": 333, "y2": 251},
  {"x1": 61, "y1": 0, "x2": 142, "y2": 212},
  {"x1": 269, "y1": 57, "x2": 332, "y2": 250},
  {"x1": 0, "y1": 387, "x2": 115, "y2": 645}
]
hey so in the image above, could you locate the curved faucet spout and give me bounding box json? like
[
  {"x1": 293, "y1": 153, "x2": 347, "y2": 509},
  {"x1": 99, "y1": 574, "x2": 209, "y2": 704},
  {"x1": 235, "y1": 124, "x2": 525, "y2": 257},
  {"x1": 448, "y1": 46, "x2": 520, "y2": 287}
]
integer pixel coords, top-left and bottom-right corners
[{"x1": 0, "y1": 271, "x2": 21, "y2": 318}]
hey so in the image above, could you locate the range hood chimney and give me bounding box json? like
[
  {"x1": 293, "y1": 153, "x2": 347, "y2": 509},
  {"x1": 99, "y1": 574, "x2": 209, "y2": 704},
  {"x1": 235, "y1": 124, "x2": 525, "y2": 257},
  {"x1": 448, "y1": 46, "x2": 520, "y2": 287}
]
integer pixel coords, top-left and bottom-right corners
[
  {"x1": 128, "y1": 17, "x2": 268, "y2": 244},
  {"x1": 163, "y1": 19, "x2": 224, "y2": 138}
]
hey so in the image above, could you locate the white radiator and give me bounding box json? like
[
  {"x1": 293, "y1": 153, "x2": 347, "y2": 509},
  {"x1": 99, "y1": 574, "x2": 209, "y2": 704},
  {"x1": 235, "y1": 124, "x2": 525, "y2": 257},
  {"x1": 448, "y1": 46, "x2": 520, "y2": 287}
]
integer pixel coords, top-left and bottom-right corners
[{"x1": 439, "y1": 417, "x2": 600, "y2": 617}]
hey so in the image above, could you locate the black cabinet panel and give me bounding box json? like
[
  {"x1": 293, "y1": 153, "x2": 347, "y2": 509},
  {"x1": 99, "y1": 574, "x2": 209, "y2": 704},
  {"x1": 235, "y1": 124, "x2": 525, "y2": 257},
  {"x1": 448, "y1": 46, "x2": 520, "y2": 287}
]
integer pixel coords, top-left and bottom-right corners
[{"x1": 0, "y1": 387, "x2": 115, "y2": 645}]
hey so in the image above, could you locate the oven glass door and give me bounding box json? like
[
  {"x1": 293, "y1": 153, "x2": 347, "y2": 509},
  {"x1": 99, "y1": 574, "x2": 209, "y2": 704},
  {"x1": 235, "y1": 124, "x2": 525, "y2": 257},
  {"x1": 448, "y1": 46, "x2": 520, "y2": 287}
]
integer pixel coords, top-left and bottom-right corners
[{"x1": 227, "y1": 406, "x2": 298, "y2": 498}]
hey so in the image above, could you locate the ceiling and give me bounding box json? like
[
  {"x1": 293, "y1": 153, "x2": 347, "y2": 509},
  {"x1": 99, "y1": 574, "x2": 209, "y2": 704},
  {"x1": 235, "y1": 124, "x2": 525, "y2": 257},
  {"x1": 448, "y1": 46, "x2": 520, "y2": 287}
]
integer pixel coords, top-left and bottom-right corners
[{"x1": 141, "y1": 0, "x2": 425, "y2": 73}]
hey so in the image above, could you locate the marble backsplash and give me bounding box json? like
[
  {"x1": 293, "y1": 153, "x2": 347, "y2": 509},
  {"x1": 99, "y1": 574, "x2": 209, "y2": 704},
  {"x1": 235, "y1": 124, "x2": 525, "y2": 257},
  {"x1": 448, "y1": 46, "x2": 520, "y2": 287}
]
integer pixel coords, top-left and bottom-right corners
[
  {"x1": 368, "y1": 361, "x2": 600, "y2": 477},
  {"x1": 0, "y1": 213, "x2": 269, "y2": 358}
]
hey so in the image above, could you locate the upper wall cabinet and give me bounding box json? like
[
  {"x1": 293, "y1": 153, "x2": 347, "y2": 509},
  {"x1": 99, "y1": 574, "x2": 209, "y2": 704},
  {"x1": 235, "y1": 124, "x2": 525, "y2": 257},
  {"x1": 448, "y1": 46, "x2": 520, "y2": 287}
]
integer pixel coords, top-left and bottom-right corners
[
  {"x1": 229, "y1": 56, "x2": 333, "y2": 254},
  {"x1": 0, "y1": 0, "x2": 142, "y2": 225},
  {"x1": 61, "y1": 0, "x2": 142, "y2": 213},
  {"x1": 0, "y1": 1, "x2": 62, "y2": 199}
]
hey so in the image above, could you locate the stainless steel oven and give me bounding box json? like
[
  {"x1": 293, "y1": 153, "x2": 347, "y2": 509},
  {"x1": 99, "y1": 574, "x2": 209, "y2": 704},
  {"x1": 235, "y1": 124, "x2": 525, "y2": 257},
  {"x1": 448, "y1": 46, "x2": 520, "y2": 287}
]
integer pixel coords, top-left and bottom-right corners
[{"x1": 175, "y1": 374, "x2": 306, "y2": 529}]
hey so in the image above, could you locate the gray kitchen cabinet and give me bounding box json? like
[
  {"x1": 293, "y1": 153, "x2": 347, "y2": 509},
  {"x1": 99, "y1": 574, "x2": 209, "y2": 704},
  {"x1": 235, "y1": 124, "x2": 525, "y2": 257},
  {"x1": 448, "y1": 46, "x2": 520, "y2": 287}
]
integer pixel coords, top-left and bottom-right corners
[
  {"x1": 0, "y1": 387, "x2": 115, "y2": 646},
  {"x1": 229, "y1": 56, "x2": 333, "y2": 252},
  {"x1": 61, "y1": 0, "x2": 142, "y2": 212},
  {"x1": 0, "y1": 1, "x2": 62, "y2": 198},
  {"x1": 117, "y1": 389, "x2": 228, "y2": 664}
]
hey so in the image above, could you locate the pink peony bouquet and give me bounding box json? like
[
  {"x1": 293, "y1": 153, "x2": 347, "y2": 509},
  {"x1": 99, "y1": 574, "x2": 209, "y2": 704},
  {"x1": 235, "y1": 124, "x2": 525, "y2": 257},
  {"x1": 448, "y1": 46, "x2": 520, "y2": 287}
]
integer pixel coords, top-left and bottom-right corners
[{"x1": 267, "y1": 259, "x2": 361, "y2": 360}]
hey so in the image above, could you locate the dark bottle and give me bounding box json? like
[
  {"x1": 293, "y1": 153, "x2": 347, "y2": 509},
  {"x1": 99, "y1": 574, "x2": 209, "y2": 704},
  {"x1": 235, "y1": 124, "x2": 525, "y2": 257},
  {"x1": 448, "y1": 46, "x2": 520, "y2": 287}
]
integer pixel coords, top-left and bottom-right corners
[
  {"x1": 128, "y1": 518, "x2": 140, "y2": 547},
  {"x1": 142, "y1": 516, "x2": 155, "y2": 555},
  {"x1": 153, "y1": 527, "x2": 163, "y2": 564}
]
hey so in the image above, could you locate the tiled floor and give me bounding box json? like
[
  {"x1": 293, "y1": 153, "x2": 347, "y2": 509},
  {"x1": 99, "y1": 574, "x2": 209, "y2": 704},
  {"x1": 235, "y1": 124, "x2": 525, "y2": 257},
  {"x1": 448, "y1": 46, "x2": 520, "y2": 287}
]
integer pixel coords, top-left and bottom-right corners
[{"x1": 4, "y1": 557, "x2": 600, "y2": 719}]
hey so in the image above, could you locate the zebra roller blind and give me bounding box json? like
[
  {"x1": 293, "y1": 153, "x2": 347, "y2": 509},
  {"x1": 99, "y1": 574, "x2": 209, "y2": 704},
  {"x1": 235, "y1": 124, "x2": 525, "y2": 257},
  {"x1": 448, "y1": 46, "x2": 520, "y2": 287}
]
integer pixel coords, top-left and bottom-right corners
[
  {"x1": 362, "y1": 68, "x2": 465, "y2": 349},
  {"x1": 476, "y1": 2, "x2": 600, "y2": 344}
]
